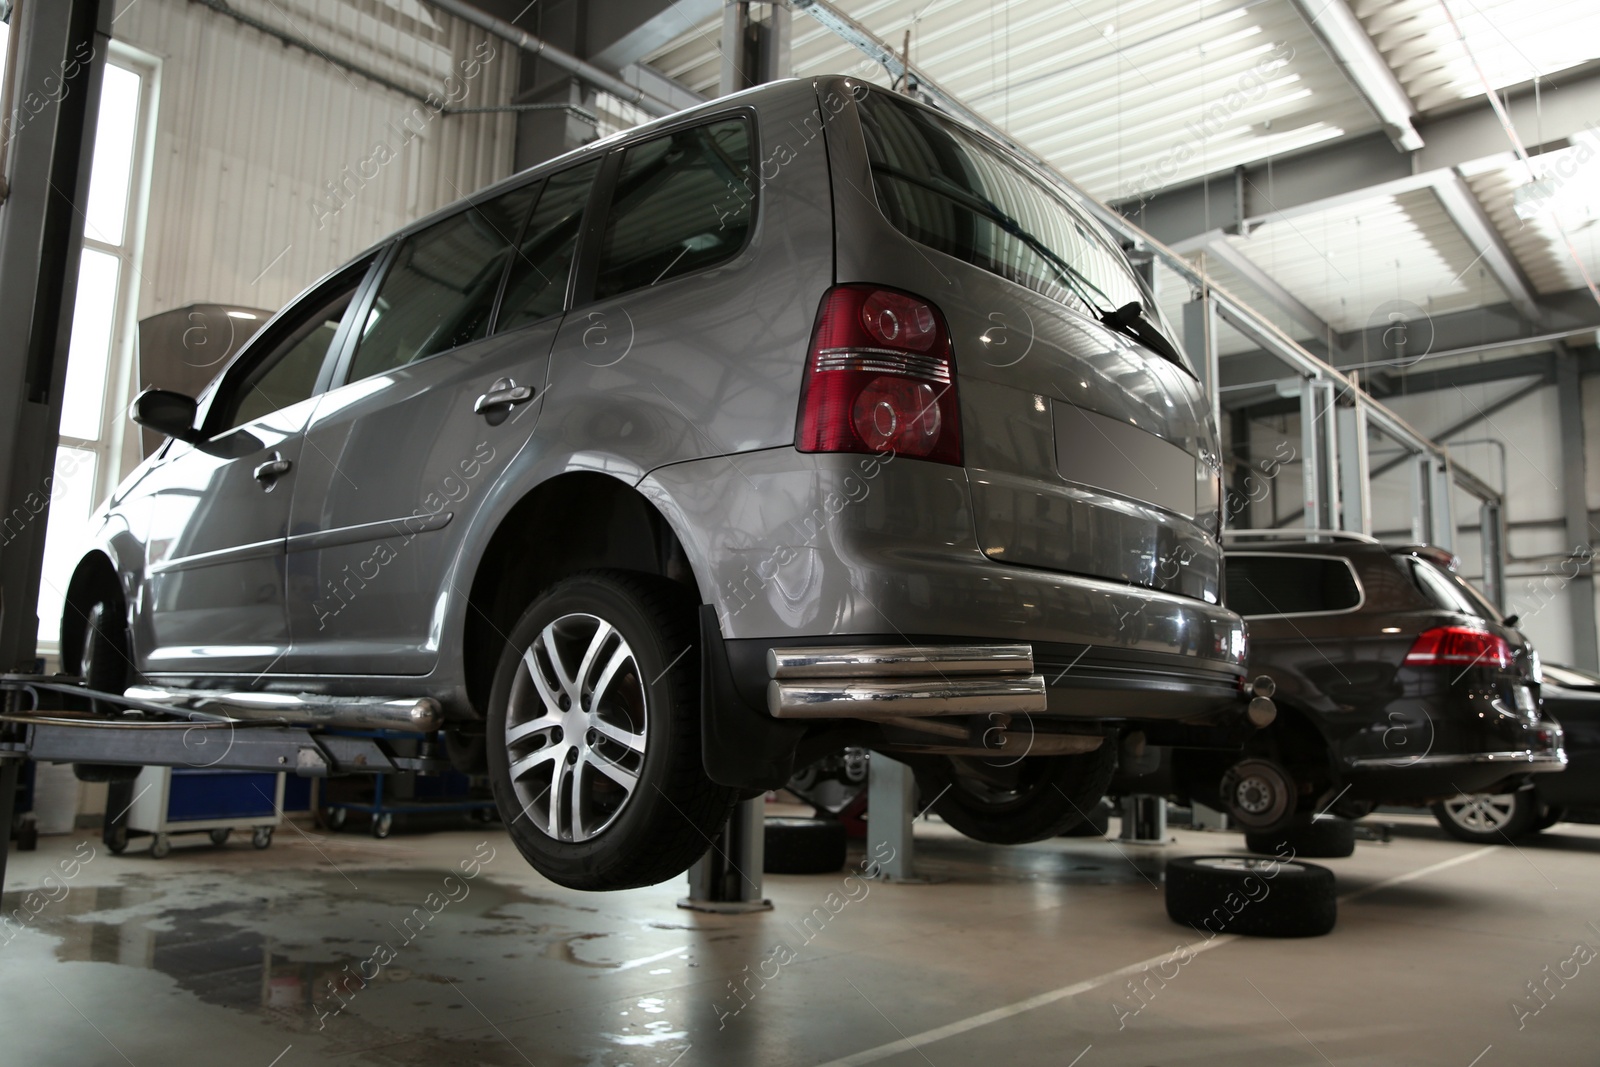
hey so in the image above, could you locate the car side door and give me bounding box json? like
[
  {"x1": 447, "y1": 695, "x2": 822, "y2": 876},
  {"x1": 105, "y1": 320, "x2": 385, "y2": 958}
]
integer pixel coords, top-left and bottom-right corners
[
  {"x1": 134, "y1": 258, "x2": 374, "y2": 677},
  {"x1": 282, "y1": 162, "x2": 600, "y2": 674}
]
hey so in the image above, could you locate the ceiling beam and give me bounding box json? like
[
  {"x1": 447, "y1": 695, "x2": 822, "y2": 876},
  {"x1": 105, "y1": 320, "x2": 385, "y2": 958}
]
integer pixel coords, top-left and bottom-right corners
[
  {"x1": 1193, "y1": 234, "x2": 1341, "y2": 343},
  {"x1": 587, "y1": 0, "x2": 722, "y2": 70},
  {"x1": 1429, "y1": 171, "x2": 1543, "y2": 323},
  {"x1": 1287, "y1": 0, "x2": 1422, "y2": 152},
  {"x1": 1115, "y1": 63, "x2": 1600, "y2": 246}
]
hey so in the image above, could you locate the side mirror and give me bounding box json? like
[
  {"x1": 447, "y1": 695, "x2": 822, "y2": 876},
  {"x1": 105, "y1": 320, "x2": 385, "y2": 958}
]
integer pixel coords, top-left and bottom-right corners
[{"x1": 130, "y1": 388, "x2": 200, "y2": 442}]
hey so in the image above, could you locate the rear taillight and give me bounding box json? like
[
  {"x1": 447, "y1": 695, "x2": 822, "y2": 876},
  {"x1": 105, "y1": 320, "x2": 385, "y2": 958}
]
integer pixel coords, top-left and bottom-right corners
[
  {"x1": 795, "y1": 285, "x2": 961, "y2": 465},
  {"x1": 1404, "y1": 626, "x2": 1512, "y2": 670}
]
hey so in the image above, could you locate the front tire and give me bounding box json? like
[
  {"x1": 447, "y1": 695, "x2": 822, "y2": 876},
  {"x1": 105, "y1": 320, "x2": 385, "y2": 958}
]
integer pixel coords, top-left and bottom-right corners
[
  {"x1": 915, "y1": 744, "x2": 1118, "y2": 844},
  {"x1": 486, "y1": 572, "x2": 737, "y2": 890},
  {"x1": 1432, "y1": 789, "x2": 1542, "y2": 843}
]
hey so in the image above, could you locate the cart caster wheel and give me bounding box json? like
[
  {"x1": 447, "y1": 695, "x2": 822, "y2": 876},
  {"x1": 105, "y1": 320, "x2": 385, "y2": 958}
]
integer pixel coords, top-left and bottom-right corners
[
  {"x1": 326, "y1": 807, "x2": 347, "y2": 831},
  {"x1": 372, "y1": 813, "x2": 394, "y2": 839},
  {"x1": 16, "y1": 824, "x2": 39, "y2": 851},
  {"x1": 107, "y1": 824, "x2": 129, "y2": 855},
  {"x1": 209, "y1": 828, "x2": 232, "y2": 847},
  {"x1": 252, "y1": 828, "x2": 273, "y2": 850},
  {"x1": 150, "y1": 834, "x2": 172, "y2": 859}
]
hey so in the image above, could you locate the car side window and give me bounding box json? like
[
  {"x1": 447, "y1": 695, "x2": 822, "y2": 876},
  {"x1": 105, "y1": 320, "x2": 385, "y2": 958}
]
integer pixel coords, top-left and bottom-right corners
[
  {"x1": 591, "y1": 117, "x2": 754, "y2": 301},
  {"x1": 496, "y1": 158, "x2": 602, "y2": 332},
  {"x1": 346, "y1": 182, "x2": 541, "y2": 384},
  {"x1": 1225, "y1": 555, "x2": 1362, "y2": 616},
  {"x1": 211, "y1": 261, "x2": 371, "y2": 432}
]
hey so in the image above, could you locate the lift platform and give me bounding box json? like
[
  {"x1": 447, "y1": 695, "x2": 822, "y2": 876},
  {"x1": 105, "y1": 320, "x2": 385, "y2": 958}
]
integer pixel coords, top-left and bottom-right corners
[{"x1": 0, "y1": 673, "x2": 451, "y2": 893}]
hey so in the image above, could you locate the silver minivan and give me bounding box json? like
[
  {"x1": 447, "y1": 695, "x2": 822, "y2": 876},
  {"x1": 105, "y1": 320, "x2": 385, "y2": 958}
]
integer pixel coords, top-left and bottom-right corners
[{"x1": 67, "y1": 77, "x2": 1250, "y2": 889}]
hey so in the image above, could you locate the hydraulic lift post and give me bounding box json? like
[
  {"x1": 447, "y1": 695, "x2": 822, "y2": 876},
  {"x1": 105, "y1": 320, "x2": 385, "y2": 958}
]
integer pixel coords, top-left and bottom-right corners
[{"x1": 0, "y1": 0, "x2": 112, "y2": 894}]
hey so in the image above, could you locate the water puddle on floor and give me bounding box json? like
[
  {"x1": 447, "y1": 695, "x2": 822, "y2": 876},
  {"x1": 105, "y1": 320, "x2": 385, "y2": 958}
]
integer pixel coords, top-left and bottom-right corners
[{"x1": 4, "y1": 866, "x2": 703, "y2": 1066}]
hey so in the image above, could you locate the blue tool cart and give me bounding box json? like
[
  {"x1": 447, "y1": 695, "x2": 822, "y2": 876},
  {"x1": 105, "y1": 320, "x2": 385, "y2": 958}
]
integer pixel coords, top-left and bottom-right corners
[
  {"x1": 120, "y1": 766, "x2": 285, "y2": 857},
  {"x1": 320, "y1": 731, "x2": 494, "y2": 837}
]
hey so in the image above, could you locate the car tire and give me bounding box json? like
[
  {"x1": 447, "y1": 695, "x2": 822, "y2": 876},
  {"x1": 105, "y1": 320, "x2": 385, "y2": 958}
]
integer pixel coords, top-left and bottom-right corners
[
  {"x1": 486, "y1": 571, "x2": 738, "y2": 890},
  {"x1": 66, "y1": 596, "x2": 138, "y2": 783},
  {"x1": 1432, "y1": 789, "x2": 1543, "y2": 843},
  {"x1": 763, "y1": 816, "x2": 847, "y2": 874},
  {"x1": 915, "y1": 743, "x2": 1118, "y2": 844},
  {"x1": 1534, "y1": 804, "x2": 1566, "y2": 831},
  {"x1": 1244, "y1": 815, "x2": 1355, "y2": 858},
  {"x1": 1165, "y1": 855, "x2": 1337, "y2": 938},
  {"x1": 1060, "y1": 797, "x2": 1113, "y2": 837}
]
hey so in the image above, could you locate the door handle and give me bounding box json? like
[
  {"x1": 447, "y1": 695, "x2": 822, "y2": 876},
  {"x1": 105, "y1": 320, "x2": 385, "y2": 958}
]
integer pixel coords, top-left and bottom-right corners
[
  {"x1": 253, "y1": 452, "x2": 292, "y2": 489},
  {"x1": 474, "y1": 377, "x2": 536, "y2": 421}
]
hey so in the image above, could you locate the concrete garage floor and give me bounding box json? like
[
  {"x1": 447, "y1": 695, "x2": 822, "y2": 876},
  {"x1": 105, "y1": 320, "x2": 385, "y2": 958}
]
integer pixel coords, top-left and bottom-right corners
[{"x1": 2, "y1": 814, "x2": 1598, "y2": 1067}]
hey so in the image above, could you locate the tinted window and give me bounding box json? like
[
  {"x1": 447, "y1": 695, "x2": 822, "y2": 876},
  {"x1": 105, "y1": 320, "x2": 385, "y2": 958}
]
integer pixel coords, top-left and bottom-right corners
[
  {"x1": 1403, "y1": 556, "x2": 1500, "y2": 621},
  {"x1": 348, "y1": 184, "x2": 540, "y2": 383},
  {"x1": 214, "y1": 265, "x2": 367, "y2": 430},
  {"x1": 592, "y1": 117, "x2": 754, "y2": 301},
  {"x1": 856, "y1": 91, "x2": 1182, "y2": 361},
  {"x1": 497, "y1": 159, "x2": 601, "y2": 331},
  {"x1": 1225, "y1": 555, "x2": 1362, "y2": 616}
]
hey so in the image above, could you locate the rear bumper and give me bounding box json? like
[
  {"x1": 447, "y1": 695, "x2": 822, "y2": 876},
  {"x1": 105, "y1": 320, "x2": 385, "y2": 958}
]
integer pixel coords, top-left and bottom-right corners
[{"x1": 1341, "y1": 720, "x2": 1567, "y2": 801}]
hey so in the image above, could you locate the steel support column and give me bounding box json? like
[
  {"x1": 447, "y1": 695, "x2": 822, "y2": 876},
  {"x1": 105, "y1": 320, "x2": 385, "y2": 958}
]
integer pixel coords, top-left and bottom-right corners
[
  {"x1": 868, "y1": 752, "x2": 915, "y2": 880},
  {"x1": 1480, "y1": 498, "x2": 1507, "y2": 610},
  {"x1": 1336, "y1": 394, "x2": 1371, "y2": 534},
  {"x1": 1183, "y1": 293, "x2": 1221, "y2": 431},
  {"x1": 719, "y1": 1, "x2": 791, "y2": 98},
  {"x1": 680, "y1": 797, "x2": 772, "y2": 912},
  {"x1": 1430, "y1": 456, "x2": 1456, "y2": 553},
  {"x1": 1301, "y1": 378, "x2": 1339, "y2": 531},
  {"x1": 1556, "y1": 349, "x2": 1599, "y2": 669}
]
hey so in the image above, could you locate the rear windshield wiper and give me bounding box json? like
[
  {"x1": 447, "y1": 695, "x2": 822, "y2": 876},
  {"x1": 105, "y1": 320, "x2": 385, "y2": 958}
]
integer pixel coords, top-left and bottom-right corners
[{"x1": 871, "y1": 163, "x2": 1185, "y2": 367}]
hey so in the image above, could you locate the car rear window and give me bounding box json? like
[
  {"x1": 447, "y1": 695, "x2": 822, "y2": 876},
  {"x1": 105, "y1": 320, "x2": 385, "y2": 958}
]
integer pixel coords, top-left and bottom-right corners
[
  {"x1": 1225, "y1": 554, "x2": 1362, "y2": 616},
  {"x1": 1400, "y1": 555, "x2": 1502, "y2": 622},
  {"x1": 855, "y1": 90, "x2": 1183, "y2": 364}
]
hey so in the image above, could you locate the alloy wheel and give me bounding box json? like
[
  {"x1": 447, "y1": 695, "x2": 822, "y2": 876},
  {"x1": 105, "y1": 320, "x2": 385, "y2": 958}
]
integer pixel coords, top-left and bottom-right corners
[
  {"x1": 504, "y1": 612, "x2": 648, "y2": 842},
  {"x1": 1442, "y1": 793, "x2": 1517, "y2": 834}
]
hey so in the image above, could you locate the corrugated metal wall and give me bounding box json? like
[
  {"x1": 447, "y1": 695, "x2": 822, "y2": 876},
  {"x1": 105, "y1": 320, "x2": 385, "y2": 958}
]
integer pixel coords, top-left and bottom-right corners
[{"x1": 115, "y1": 0, "x2": 519, "y2": 317}]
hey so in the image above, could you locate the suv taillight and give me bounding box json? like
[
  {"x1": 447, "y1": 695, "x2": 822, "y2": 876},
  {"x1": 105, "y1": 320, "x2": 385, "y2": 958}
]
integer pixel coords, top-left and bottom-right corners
[
  {"x1": 1404, "y1": 626, "x2": 1512, "y2": 670},
  {"x1": 795, "y1": 285, "x2": 961, "y2": 465}
]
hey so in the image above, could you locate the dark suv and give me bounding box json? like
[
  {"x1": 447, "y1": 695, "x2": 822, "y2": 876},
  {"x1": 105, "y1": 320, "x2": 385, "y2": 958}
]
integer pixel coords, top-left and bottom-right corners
[{"x1": 1114, "y1": 532, "x2": 1566, "y2": 833}]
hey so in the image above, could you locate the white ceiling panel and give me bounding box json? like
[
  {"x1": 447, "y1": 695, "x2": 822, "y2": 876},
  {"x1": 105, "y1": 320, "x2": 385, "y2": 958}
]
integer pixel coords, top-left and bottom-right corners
[
  {"x1": 645, "y1": 0, "x2": 1379, "y2": 201},
  {"x1": 1220, "y1": 187, "x2": 1507, "y2": 334},
  {"x1": 1357, "y1": 0, "x2": 1600, "y2": 114}
]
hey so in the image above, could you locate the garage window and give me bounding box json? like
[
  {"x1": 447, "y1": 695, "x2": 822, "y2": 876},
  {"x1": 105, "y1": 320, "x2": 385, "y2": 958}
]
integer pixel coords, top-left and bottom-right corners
[
  {"x1": 1225, "y1": 554, "x2": 1363, "y2": 617},
  {"x1": 35, "y1": 51, "x2": 155, "y2": 645}
]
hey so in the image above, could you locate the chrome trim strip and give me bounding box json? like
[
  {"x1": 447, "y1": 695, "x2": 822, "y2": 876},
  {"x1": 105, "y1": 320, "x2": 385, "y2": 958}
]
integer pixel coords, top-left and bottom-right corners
[
  {"x1": 768, "y1": 644, "x2": 1034, "y2": 679},
  {"x1": 149, "y1": 536, "x2": 280, "y2": 575},
  {"x1": 1347, "y1": 749, "x2": 1568, "y2": 770},
  {"x1": 125, "y1": 686, "x2": 442, "y2": 732},
  {"x1": 768, "y1": 674, "x2": 1047, "y2": 719},
  {"x1": 286, "y1": 510, "x2": 454, "y2": 553},
  {"x1": 814, "y1": 348, "x2": 951, "y2": 382}
]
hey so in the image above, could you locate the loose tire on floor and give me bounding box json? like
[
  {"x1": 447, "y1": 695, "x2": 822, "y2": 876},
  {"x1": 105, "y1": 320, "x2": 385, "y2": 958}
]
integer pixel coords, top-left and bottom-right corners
[
  {"x1": 1244, "y1": 815, "x2": 1356, "y2": 858},
  {"x1": 1432, "y1": 788, "x2": 1542, "y2": 843},
  {"x1": 486, "y1": 571, "x2": 738, "y2": 891},
  {"x1": 763, "y1": 816, "x2": 847, "y2": 874},
  {"x1": 913, "y1": 742, "x2": 1118, "y2": 844},
  {"x1": 1165, "y1": 855, "x2": 1336, "y2": 938}
]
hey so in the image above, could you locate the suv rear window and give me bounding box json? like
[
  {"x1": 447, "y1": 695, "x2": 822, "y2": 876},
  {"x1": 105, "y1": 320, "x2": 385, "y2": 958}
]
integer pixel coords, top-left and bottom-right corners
[
  {"x1": 1400, "y1": 555, "x2": 1502, "y2": 622},
  {"x1": 855, "y1": 91, "x2": 1182, "y2": 363},
  {"x1": 1225, "y1": 554, "x2": 1362, "y2": 616}
]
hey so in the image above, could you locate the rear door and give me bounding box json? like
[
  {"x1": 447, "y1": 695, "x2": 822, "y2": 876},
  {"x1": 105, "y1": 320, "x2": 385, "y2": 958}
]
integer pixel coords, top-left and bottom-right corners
[
  {"x1": 136, "y1": 260, "x2": 372, "y2": 676},
  {"x1": 282, "y1": 167, "x2": 596, "y2": 674},
  {"x1": 845, "y1": 91, "x2": 1221, "y2": 602}
]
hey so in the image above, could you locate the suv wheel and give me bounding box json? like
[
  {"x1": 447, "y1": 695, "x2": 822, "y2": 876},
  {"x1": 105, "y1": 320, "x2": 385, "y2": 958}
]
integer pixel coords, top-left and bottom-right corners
[
  {"x1": 1432, "y1": 789, "x2": 1542, "y2": 843},
  {"x1": 486, "y1": 571, "x2": 737, "y2": 890},
  {"x1": 915, "y1": 744, "x2": 1117, "y2": 844},
  {"x1": 66, "y1": 593, "x2": 140, "y2": 783}
]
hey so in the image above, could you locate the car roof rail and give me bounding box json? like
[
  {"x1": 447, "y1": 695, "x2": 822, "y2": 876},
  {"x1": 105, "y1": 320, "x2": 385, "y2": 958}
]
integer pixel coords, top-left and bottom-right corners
[{"x1": 1221, "y1": 528, "x2": 1380, "y2": 544}]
